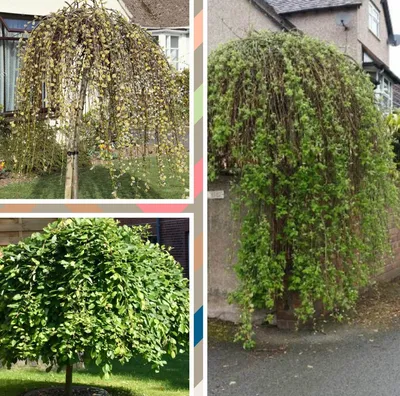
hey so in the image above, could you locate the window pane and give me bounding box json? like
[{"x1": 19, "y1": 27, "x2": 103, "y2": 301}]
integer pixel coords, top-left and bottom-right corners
[
  {"x1": 370, "y1": 18, "x2": 376, "y2": 32},
  {"x1": 171, "y1": 36, "x2": 179, "y2": 48},
  {"x1": 3, "y1": 17, "x2": 33, "y2": 32},
  {"x1": 382, "y1": 95, "x2": 391, "y2": 110},
  {"x1": 372, "y1": 21, "x2": 378, "y2": 35},
  {"x1": 4, "y1": 30, "x2": 25, "y2": 38},
  {"x1": 170, "y1": 48, "x2": 179, "y2": 61},
  {"x1": 384, "y1": 81, "x2": 389, "y2": 94},
  {"x1": 376, "y1": 90, "x2": 392, "y2": 112},
  {"x1": 5, "y1": 40, "x2": 19, "y2": 111},
  {"x1": 369, "y1": 2, "x2": 378, "y2": 16},
  {"x1": 369, "y1": 2, "x2": 380, "y2": 36}
]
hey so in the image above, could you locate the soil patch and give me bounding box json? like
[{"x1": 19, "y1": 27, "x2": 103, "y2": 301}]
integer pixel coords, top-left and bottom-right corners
[
  {"x1": 352, "y1": 278, "x2": 400, "y2": 330},
  {"x1": 0, "y1": 174, "x2": 35, "y2": 188},
  {"x1": 23, "y1": 386, "x2": 109, "y2": 396}
]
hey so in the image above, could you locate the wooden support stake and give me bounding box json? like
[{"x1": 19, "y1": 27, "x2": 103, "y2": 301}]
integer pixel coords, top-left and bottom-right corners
[{"x1": 64, "y1": 68, "x2": 89, "y2": 199}]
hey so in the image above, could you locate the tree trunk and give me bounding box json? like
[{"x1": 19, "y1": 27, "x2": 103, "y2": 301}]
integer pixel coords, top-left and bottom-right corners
[
  {"x1": 65, "y1": 364, "x2": 73, "y2": 396},
  {"x1": 64, "y1": 68, "x2": 89, "y2": 199}
]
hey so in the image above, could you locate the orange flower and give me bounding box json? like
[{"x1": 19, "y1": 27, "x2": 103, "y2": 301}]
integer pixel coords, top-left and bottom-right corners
[{"x1": 99, "y1": 144, "x2": 111, "y2": 151}]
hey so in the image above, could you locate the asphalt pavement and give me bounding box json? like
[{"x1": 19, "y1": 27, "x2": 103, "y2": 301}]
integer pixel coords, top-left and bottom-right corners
[{"x1": 209, "y1": 326, "x2": 400, "y2": 396}]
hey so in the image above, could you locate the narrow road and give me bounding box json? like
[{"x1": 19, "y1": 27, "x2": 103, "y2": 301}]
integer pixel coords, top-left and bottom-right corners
[{"x1": 209, "y1": 328, "x2": 400, "y2": 396}]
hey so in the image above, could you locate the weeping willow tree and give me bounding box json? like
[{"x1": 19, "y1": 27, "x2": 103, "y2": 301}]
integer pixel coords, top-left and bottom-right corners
[
  {"x1": 208, "y1": 31, "x2": 400, "y2": 348},
  {"x1": 9, "y1": 0, "x2": 188, "y2": 199}
]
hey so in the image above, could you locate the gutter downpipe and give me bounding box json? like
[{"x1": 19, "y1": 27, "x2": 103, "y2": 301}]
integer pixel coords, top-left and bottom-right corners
[{"x1": 156, "y1": 218, "x2": 161, "y2": 244}]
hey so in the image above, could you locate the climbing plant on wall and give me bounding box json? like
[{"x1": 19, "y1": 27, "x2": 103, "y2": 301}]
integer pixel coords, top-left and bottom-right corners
[
  {"x1": 208, "y1": 31, "x2": 400, "y2": 349},
  {"x1": 9, "y1": 0, "x2": 188, "y2": 198},
  {"x1": 387, "y1": 110, "x2": 400, "y2": 167}
]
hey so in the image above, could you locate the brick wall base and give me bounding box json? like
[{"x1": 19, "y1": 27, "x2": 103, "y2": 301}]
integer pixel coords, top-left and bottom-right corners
[{"x1": 276, "y1": 215, "x2": 400, "y2": 329}]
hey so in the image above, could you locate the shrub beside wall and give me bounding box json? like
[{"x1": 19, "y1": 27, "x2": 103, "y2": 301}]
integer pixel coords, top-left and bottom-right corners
[{"x1": 208, "y1": 31, "x2": 399, "y2": 348}]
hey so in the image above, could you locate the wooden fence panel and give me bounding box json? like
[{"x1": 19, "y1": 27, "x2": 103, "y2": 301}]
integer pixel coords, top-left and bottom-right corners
[{"x1": 0, "y1": 218, "x2": 57, "y2": 246}]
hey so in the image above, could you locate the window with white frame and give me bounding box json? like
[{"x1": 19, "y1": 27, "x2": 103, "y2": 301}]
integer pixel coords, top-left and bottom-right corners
[
  {"x1": 369, "y1": 1, "x2": 380, "y2": 38},
  {"x1": 0, "y1": 15, "x2": 34, "y2": 112},
  {"x1": 376, "y1": 76, "x2": 393, "y2": 111},
  {"x1": 165, "y1": 35, "x2": 179, "y2": 70}
]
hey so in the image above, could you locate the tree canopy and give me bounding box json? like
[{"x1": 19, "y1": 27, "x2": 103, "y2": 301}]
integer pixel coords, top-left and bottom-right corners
[
  {"x1": 8, "y1": 0, "x2": 188, "y2": 198},
  {"x1": 0, "y1": 218, "x2": 189, "y2": 382},
  {"x1": 208, "y1": 31, "x2": 399, "y2": 348}
]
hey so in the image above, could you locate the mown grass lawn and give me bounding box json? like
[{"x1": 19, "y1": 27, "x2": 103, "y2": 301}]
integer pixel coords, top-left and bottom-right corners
[
  {"x1": 0, "y1": 159, "x2": 188, "y2": 199},
  {"x1": 0, "y1": 353, "x2": 189, "y2": 396}
]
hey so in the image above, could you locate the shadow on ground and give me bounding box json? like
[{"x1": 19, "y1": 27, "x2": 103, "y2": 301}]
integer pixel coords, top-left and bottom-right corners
[
  {"x1": 0, "y1": 152, "x2": 189, "y2": 199},
  {"x1": 29, "y1": 166, "x2": 163, "y2": 199},
  {"x1": 0, "y1": 379, "x2": 136, "y2": 396},
  {"x1": 0, "y1": 353, "x2": 189, "y2": 396},
  {"x1": 83, "y1": 354, "x2": 190, "y2": 390}
]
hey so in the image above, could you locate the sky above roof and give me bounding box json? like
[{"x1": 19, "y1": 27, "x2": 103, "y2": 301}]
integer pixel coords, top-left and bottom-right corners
[{"x1": 389, "y1": 0, "x2": 400, "y2": 77}]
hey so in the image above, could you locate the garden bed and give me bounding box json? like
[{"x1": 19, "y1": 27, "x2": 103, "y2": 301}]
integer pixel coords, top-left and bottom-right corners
[
  {"x1": 0, "y1": 173, "x2": 33, "y2": 188},
  {"x1": 24, "y1": 386, "x2": 109, "y2": 396}
]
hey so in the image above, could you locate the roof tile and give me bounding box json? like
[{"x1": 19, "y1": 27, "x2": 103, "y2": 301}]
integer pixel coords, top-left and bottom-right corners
[
  {"x1": 266, "y1": 0, "x2": 362, "y2": 14},
  {"x1": 123, "y1": 0, "x2": 189, "y2": 28}
]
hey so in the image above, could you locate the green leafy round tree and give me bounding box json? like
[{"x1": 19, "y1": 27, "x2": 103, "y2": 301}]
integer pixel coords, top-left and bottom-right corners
[
  {"x1": 0, "y1": 218, "x2": 189, "y2": 395},
  {"x1": 9, "y1": 0, "x2": 188, "y2": 198},
  {"x1": 208, "y1": 31, "x2": 399, "y2": 348}
]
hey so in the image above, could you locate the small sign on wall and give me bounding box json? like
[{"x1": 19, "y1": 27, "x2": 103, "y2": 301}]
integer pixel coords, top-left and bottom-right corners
[{"x1": 208, "y1": 190, "x2": 224, "y2": 199}]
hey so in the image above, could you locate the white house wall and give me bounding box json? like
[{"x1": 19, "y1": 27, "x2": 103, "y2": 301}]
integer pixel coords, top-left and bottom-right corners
[
  {"x1": 179, "y1": 33, "x2": 190, "y2": 70},
  {"x1": 0, "y1": 0, "x2": 129, "y2": 17}
]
